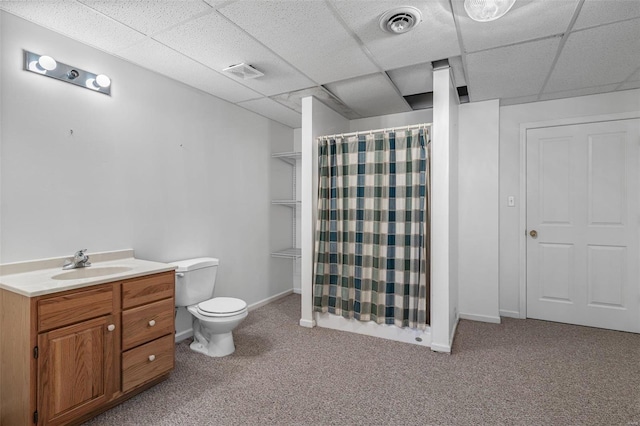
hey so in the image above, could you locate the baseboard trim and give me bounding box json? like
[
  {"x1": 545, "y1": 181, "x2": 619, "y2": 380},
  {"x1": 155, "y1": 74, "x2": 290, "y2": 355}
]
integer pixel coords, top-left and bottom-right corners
[
  {"x1": 499, "y1": 309, "x2": 521, "y2": 319},
  {"x1": 459, "y1": 313, "x2": 501, "y2": 324},
  {"x1": 432, "y1": 316, "x2": 458, "y2": 354},
  {"x1": 451, "y1": 315, "x2": 459, "y2": 348},
  {"x1": 292, "y1": 288, "x2": 302, "y2": 294},
  {"x1": 299, "y1": 318, "x2": 316, "y2": 328},
  {"x1": 175, "y1": 328, "x2": 193, "y2": 343},
  {"x1": 430, "y1": 342, "x2": 451, "y2": 353},
  {"x1": 247, "y1": 289, "x2": 294, "y2": 312}
]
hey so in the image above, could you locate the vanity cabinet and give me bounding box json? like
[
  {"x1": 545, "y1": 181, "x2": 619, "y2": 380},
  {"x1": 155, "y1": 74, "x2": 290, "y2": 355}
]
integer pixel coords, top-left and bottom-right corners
[
  {"x1": 0, "y1": 270, "x2": 175, "y2": 425},
  {"x1": 38, "y1": 313, "x2": 118, "y2": 425}
]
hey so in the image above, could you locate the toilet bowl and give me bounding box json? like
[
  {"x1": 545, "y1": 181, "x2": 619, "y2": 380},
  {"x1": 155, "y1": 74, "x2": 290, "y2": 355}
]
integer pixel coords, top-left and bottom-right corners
[
  {"x1": 187, "y1": 297, "x2": 248, "y2": 357},
  {"x1": 170, "y1": 258, "x2": 248, "y2": 357}
]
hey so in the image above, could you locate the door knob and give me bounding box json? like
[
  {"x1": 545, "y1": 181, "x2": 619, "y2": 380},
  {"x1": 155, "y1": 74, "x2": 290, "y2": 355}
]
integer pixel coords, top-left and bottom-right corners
[
  {"x1": 107, "y1": 324, "x2": 115, "y2": 332},
  {"x1": 148, "y1": 320, "x2": 156, "y2": 327},
  {"x1": 529, "y1": 230, "x2": 538, "y2": 239},
  {"x1": 148, "y1": 355, "x2": 156, "y2": 362}
]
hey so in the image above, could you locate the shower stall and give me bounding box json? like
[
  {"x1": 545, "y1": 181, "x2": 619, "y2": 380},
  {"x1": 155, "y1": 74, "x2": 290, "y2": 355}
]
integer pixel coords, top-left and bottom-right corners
[
  {"x1": 299, "y1": 68, "x2": 459, "y2": 353},
  {"x1": 312, "y1": 124, "x2": 432, "y2": 346}
]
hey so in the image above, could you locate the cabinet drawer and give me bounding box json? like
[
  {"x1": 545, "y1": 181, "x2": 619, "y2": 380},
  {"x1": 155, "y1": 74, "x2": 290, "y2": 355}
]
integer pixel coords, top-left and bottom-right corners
[
  {"x1": 122, "y1": 334, "x2": 174, "y2": 393},
  {"x1": 38, "y1": 285, "x2": 113, "y2": 332},
  {"x1": 122, "y1": 298, "x2": 174, "y2": 350},
  {"x1": 122, "y1": 271, "x2": 174, "y2": 309}
]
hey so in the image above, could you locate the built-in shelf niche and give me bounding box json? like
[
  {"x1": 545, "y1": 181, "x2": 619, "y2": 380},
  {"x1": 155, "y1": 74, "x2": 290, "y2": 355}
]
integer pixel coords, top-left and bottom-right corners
[{"x1": 271, "y1": 151, "x2": 301, "y2": 259}]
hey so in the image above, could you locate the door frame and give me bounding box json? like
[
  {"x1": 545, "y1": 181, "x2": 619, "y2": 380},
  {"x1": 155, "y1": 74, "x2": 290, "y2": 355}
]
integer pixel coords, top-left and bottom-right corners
[{"x1": 517, "y1": 111, "x2": 640, "y2": 319}]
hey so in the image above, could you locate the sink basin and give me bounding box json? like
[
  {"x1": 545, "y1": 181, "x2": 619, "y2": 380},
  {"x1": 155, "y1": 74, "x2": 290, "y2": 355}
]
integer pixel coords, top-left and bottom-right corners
[{"x1": 52, "y1": 266, "x2": 133, "y2": 280}]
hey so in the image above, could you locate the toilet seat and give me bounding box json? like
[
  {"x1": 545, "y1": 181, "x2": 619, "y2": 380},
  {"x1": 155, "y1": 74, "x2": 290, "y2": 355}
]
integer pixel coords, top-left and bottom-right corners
[{"x1": 196, "y1": 297, "x2": 247, "y2": 318}]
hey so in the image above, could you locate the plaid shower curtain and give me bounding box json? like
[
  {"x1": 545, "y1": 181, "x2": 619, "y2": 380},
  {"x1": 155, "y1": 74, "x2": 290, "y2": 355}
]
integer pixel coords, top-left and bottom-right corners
[{"x1": 313, "y1": 128, "x2": 430, "y2": 329}]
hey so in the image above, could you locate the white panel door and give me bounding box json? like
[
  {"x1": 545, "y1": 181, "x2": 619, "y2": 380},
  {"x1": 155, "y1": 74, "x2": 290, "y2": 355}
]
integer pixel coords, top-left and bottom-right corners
[{"x1": 526, "y1": 119, "x2": 640, "y2": 333}]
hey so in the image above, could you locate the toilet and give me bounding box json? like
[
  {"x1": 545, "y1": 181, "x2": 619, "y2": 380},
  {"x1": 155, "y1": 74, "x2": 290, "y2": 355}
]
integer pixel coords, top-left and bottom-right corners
[{"x1": 171, "y1": 257, "x2": 248, "y2": 357}]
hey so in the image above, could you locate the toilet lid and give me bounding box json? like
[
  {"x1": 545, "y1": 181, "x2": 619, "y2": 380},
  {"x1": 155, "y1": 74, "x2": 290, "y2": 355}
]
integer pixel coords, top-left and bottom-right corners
[{"x1": 197, "y1": 297, "x2": 247, "y2": 317}]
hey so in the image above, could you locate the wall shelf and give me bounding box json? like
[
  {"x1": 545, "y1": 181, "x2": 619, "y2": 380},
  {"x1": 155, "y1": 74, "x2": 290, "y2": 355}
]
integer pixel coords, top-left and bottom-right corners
[
  {"x1": 271, "y1": 248, "x2": 302, "y2": 259},
  {"x1": 272, "y1": 151, "x2": 301, "y2": 260},
  {"x1": 272, "y1": 151, "x2": 301, "y2": 166},
  {"x1": 272, "y1": 200, "x2": 301, "y2": 208}
]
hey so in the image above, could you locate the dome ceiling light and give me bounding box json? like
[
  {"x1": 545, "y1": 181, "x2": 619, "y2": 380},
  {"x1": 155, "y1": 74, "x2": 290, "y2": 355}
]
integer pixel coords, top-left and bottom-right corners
[
  {"x1": 464, "y1": 0, "x2": 517, "y2": 22},
  {"x1": 379, "y1": 7, "x2": 423, "y2": 34}
]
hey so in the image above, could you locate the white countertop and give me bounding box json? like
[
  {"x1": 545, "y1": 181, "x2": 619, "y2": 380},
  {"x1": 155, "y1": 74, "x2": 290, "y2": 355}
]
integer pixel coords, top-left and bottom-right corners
[{"x1": 0, "y1": 249, "x2": 176, "y2": 297}]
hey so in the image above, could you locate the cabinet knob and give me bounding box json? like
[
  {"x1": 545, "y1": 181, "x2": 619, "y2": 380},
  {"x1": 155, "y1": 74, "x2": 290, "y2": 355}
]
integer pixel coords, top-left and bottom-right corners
[
  {"x1": 107, "y1": 324, "x2": 115, "y2": 332},
  {"x1": 148, "y1": 355, "x2": 156, "y2": 362},
  {"x1": 148, "y1": 320, "x2": 156, "y2": 327}
]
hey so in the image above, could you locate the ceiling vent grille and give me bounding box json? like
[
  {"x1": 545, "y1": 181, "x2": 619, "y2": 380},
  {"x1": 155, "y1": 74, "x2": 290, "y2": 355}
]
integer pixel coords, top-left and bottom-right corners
[
  {"x1": 222, "y1": 63, "x2": 264, "y2": 80},
  {"x1": 379, "y1": 7, "x2": 422, "y2": 34}
]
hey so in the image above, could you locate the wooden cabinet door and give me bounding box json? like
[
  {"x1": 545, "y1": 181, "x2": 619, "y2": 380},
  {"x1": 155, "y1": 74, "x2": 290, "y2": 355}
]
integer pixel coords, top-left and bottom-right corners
[{"x1": 37, "y1": 314, "x2": 117, "y2": 425}]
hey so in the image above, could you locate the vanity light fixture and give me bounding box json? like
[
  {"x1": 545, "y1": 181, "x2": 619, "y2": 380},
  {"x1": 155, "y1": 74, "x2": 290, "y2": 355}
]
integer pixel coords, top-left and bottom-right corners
[{"x1": 24, "y1": 50, "x2": 111, "y2": 95}]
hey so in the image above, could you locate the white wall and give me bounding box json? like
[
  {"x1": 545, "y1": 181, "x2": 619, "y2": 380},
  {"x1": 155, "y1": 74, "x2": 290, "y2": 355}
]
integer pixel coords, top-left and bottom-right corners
[
  {"x1": 350, "y1": 109, "x2": 433, "y2": 133},
  {"x1": 293, "y1": 128, "x2": 302, "y2": 293},
  {"x1": 299, "y1": 96, "x2": 349, "y2": 327},
  {"x1": 447, "y1": 71, "x2": 459, "y2": 342},
  {"x1": 0, "y1": 12, "x2": 294, "y2": 309},
  {"x1": 458, "y1": 100, "x2": 500, "y2": 323},
  {"x1": 499, "y1": 89, "x2": 640, "y2": 317},
  {"x1": 430, "y1": 66, "x2": 459, "y2": 353}
]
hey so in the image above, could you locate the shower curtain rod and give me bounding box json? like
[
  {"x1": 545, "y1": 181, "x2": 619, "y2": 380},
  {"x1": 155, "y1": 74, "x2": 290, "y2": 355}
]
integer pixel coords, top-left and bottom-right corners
[{"x1": 319, "y1": 123, "x2": 431, "y2": 140}]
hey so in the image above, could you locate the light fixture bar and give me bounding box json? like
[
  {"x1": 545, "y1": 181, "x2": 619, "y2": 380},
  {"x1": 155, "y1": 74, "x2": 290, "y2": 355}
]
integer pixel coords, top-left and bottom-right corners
[{"x1": 23, "y1": 50, "x2": 111, "y2": 96}]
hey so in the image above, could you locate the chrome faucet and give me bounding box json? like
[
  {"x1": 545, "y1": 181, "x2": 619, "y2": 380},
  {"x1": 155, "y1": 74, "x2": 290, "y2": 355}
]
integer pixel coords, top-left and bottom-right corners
[{"x1": 62, "y1": 249, "x2": 91, "y2": 270}]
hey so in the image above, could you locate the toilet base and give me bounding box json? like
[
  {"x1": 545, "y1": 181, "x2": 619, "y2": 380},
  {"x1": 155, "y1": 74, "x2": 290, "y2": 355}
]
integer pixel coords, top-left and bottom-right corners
[{"x1": 190, "y1": 330, "x2": 236, "y2": 357}]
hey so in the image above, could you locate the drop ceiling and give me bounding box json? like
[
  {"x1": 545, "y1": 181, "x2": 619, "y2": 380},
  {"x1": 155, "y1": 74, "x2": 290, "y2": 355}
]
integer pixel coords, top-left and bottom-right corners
[{"x1": 1, "y1": 0, "x2": 639, "y2": 128}]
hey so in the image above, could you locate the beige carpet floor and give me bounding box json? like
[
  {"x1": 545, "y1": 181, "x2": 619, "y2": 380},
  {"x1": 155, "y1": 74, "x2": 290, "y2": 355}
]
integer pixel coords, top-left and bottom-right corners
[{"x1": 85, "y1": 294, "x2": 640, "y2": 425}]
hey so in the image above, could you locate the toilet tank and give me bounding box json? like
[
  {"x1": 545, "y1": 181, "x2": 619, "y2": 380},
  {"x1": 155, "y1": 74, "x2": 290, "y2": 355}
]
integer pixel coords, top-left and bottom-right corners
[{"x1": 170, "y1": 257, "x2": 219, "y2": 307}]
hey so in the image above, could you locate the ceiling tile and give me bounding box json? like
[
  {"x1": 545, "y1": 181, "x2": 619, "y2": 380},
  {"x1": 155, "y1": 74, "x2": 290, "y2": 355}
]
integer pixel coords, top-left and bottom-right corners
[
  {"x1": 573, "y1": 0, "x2": 640, "y2": 30},
  {"x1": 0, "y1": 1, "x2": 146, "y2": 52},
  {"x1": 545, "y1": 19, "x2": 640, "y2": 93},
  {"x1": 617, "y1": 81, "x2": 640, "y2": 91},
  {"x1": 500, "y1": 94, "x2": 539, "y2": 106},
  {"x1": 331, "y1": 0, "x2": 460, "y2": 70},
  {"x1": 466, "y1": 37, "x2": 560, "y2": 101},
  {"x1": 452, "y1": 0, "x2": 579, "y2": 53},
  {"x1": 118, "y1": 39, "x2": 260, "y2": 103},
  {"x1": 153, "y1": 12, "x2": 314, "y2": 96},
  {"x1": 449, "y1": 55, "x2": 467, "y2": 86},
  {"x1": 387, "y1": 62, "x2": 433, "y2": 96},
  {"x1": 78, "y1": 0, "x2": 212, "y2": 36},
  {"x1": 539, "y1": 83, "x2": 621, "y2": 101},
  {"x1": 325, "y1": 73, "x2": 412, "y2": 117},
  {"x1": 218, "y1": 0, "x2": 379, "y2": 84},
  {"x1": 271, "y1": 87, "x2": 360, "y2": 119},
  {"x1": 624, "y1": 68, "x2": 640, "y2": 82},
  {"x1": 237, "y1": 98, "x2": 302, "y2": 128}
]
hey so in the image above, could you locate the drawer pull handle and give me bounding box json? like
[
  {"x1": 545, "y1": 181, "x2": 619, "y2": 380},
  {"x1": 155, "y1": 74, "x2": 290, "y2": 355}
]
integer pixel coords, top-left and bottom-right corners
[
  {"x1": 107, "y1": 324, "x2": 115, "y2": 332},
  {"x1": 148, "y1": 355, "x2": 156, "y2": 362},
  {"x1": 148, "y1": 320, "x2": 156, "y2": 327}
]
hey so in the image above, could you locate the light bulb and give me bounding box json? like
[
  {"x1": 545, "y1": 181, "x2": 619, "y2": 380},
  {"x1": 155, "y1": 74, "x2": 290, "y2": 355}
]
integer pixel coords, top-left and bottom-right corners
[
  {"x1": 37, "y1": 55, "x2": 57, "y2": 71},
  {"x1": 85, "y1": 78, "x2": 100, "y2": 90},
  {"x1": 95, "y1": 74, "x2": 111, "y2": 88},
  {"x1": 28, "y1": 60, "x2": 47, "y2": 74}
]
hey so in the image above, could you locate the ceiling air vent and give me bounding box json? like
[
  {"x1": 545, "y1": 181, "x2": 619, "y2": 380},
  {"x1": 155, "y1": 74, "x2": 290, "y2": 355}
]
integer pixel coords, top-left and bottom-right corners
[
  {"x1": 222, "y1": 63, "x2": 264, "y2": 80},
  {"x1": 379, "y1": 7, "x2": 422, "y2": 34}
]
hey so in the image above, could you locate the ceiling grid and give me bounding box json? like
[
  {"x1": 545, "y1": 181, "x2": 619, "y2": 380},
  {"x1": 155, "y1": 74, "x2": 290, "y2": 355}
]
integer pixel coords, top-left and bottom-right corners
[{"x1": 0, "y1": 0, "x2": 637, "y2": 127}]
